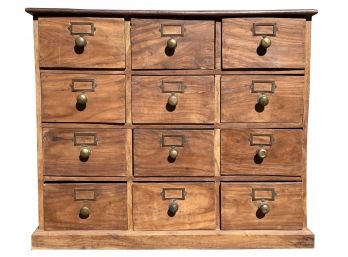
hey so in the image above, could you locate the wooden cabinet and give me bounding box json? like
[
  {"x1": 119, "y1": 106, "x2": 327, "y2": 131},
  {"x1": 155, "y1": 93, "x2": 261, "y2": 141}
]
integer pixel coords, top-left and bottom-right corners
[{"x1": 27, "y1": 8, "x2": 317, "y2": 249}]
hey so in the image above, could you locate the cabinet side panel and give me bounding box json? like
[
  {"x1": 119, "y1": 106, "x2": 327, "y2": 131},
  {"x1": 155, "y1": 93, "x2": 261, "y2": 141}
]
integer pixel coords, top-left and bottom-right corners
[{"x1": 34, "y1": 19, "x2": 44, "y2": 229}]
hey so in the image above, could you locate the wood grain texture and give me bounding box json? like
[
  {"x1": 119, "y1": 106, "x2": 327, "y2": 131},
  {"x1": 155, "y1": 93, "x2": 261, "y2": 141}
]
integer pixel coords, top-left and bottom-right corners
[
  {"x1": 133, "y1": 129, "x2": 215, "y2": 176},
  {"x1": 131, "y1": 19, "x2": 214, "y2": 69},
  {"x1": 221, "y1": 75, "x2": 305, "y2": 124},
  {"x1": 132, "y1": 76, "x2": 215, "y2": 123},
  {"x1": 34, "y1": 20, "x2": 45, "y2": 230},
  {"x1": 41, "y1": 73, "x2": 125, "y2": 123},
  {"x1": 31, "y1": 229, "x2": 315, "y2": 249},
  {"x1": 43, "y1": 128, "x2": 127, "y2": 177},
  {"x1": 221, "y1": 182, "x2": 303, "y2": 230},
  {"x1": 221, "y1": 129, "x2": 304, "y2": 176},
  {"x1": 38, "y1": 17, "x2": 125, "y2": 68},
  {"x1": 44, "y1": 183, "x2": 128, "y2": 230},
  {"x1": 222, "y1": 18, "x2": 306, "y2": 69},
  {"x1": 133, "y1": 183, "x2": 216, "y2": 230}
]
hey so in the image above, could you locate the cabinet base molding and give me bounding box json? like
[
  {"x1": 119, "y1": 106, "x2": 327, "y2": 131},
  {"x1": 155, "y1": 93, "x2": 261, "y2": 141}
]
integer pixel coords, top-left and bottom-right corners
[{"x1": 32, "y1": 228, "x2": 314, "y2": 249}]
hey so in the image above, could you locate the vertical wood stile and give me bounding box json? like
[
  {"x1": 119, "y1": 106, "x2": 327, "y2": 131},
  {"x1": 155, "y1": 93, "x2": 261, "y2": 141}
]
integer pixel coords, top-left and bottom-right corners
[
  {"x1": 125, "y1": 19, "x2": 133, "y2": 230},
  {"x1": 302, "y1": 20, "x2": 312, "y2": 228},
  {"x1": 33, "y1": 18, "x2": 44, "y2": 230}
]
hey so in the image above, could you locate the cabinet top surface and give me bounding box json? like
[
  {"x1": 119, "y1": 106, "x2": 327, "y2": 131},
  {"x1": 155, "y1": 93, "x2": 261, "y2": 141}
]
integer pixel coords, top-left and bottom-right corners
[{"x1": 25, "y1": 8, "x2": 318, "y2": 18}]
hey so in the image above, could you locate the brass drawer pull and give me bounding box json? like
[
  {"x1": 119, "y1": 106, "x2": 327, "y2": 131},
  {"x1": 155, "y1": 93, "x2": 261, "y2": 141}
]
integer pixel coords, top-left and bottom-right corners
[
  {"x1": 167, "y1": 94, "x2": 178, "y2": 107},
  {"x1": 256, "y1": 148, "x2": 267, "y2": 159},
  {"x1": 75, "y1": 36, "x2": 87, "y2": 48},
  {"x1": 258, "y1": 202, "x2": 270, "y2": 215},
  {"x1": 80, "y1": 146, "x2": 91, "y2": 160},
  {"x1": 76, "y1": 93, "x2": 88, "y2": 106},
  {"x1": 167, "y1": 38, "x2": 177, "y2": 49},
  {"x1": 168, "y1": 200, "x2": 179, "y2": 217},
  {"x1": 260, "y1": 37, "x2": 271, "y2": 48},
  {"x1": 79, "y1": 206, "x2": 90, "y2": 219},
  {"x1": 257, "y1": 94, "x2": 269, "y2": 107},
  {"x1": 168, "y1": 147, "x2": 178, "y2": 159}
]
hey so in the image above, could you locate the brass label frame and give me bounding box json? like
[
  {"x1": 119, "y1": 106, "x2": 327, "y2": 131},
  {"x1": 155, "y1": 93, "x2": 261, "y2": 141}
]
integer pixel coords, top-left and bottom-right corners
[
  {"x1": 252, "y1": 23, "x2": 277, "y2": 36},
  {"x1": 250, "y1": 80, "x2": 276, "y2": 93},
  {"x1": 161, "y1": 135, "x2": 186, "y2": 147},
  {"x1": 249, "y1": 134, "x2": 274, "y2": 146},
  {"x1": 160, "y1": 80, "x2": 187, "y2": 93},
  {"x1": 68, "y1": 22, "x2": 96, "y2": 36},
  {"x1": 251, "y1": 188, "x2": 277, "y2": 201},
  {"x1": 160, "y1": 24, "x2": 185, "y2": 37},
  {"x1": 70, "y1": 79, "x2": 96, "y2": 92},
  {"x1": 73, "y1": 132, "x2": 98, "y2": 146},
  {"x1": 74, "y1": 189, "x2": 96, "y2": 201},
  {"x1": 161, "y1": 188, "x2": 187, "y2": 200}
]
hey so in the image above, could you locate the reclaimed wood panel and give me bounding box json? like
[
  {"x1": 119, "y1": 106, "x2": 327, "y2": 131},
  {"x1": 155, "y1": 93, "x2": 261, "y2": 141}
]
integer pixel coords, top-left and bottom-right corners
[
  {"x1": 221, "y1": 182, "x2": 303, "y2": 229},
  {"x1": 133, "y1": 183, "x2": 216, "y2": 230},
  {"x1": 132, "y1": 76, "x2": 214, "y2": 123}
]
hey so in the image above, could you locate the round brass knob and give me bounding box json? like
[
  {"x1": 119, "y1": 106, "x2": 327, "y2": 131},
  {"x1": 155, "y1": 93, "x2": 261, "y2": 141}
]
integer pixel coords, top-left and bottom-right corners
[
  {"x1": 79, "y1": 206, "x2": 90, "y2": 219},
  {"x1": 167, "y1": 38, "x2": 177, "y2": 49},
  {"x1": 76, "y1": 93, "x2": 88, "y2": 106},
  {"x1": 260, "y1": 37, "x2": 271, "y2": 48},
  {"x1": 168, "y1": 94, "x2": 178, "y2": 107},
  {"x1": 256, "y1": 148, "x2": 267, "y2": 159},
  {"x1": 75, "y1": 36, "x2": 87, "y2": 48},
  {"x1": 168, "y1": 200, "x2": 179, "y2": 216},
  {"x1": 80, "y1": 147, "x2": 91, "y2": 159},
  {"x1": 258, "y1": 94, "x2": 269, "y2": 107},
  {"x1": 259, "y1": 203, "x2": 270, "y2": 215},
  {"x1": 169, "y1": 148, "x2": 178, "y2": 159}
]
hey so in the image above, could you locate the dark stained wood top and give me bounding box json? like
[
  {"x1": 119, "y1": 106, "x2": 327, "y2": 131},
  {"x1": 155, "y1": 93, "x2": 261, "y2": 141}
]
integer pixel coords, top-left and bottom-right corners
[{"x1": 25, "y1": 8, "x2": 318, "y2": 18}]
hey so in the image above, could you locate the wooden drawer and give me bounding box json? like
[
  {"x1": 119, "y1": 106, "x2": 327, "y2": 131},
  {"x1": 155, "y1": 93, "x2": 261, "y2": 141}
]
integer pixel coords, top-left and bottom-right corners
[
  {"x1": 221, "y1": 75, "x2": 304, "y2": 125},
  {"x1": 132, "y1": 76, "x2": 215, "y2": 124},
  {"x1": 38, "y1": 18, "x2": 125, "y2": 68},
  {"x1": 43, "y1": 128, "x2": 127, "y2": 177},
  {"x1": 222, "y1": 18, "x2": 306, "y2": 69},
  {"x1": 131, "y1": 19, "x2": 214, "y2": 69},
  {"x1": 133, "y1": 129, "x2": 215, "y2": 177},
  {"x1": 221, "y1": 129, "x2": 303, "y2": 176},
  {"x1": 133, "y1": 183, "x2": 216, "y2": 230},
  {"x1": 221, "y1": 182, "x2": 303, "y2": 230},
  {"x1": 41, "y1": 73, "x2": 125, "y2": 123},
  {"x1": 44, "y1": 183, "x2": 128, "y2": 230}
]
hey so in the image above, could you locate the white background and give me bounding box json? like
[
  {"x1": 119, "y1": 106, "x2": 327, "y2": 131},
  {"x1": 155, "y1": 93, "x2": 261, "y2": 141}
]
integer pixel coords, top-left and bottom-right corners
[{"x1": 0, "y1": 0, "x2": 346, "y2": 256}]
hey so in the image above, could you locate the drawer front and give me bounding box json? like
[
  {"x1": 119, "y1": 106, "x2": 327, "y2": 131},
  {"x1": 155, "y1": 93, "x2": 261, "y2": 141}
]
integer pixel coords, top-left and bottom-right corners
[
  {"x1": 132, "y1": 76, "x2": 215, "y2": 123},
  {"x1": 43, "y1": 128, "x2": 127, "y2": 177},
  {"x1": 133, "y1": 129, "x2": 215, "y2": 176},
  {"x1": 221, "y1": 75, "x2": 304, "y2": 124},
  {"x1": 44, "y1": 183, "x2": 128, "y2": 230},
  {"x1": 222, "y1": 18, "x2": 306, "y2": 69},
  {"x1": 133, "y1": 183, "x2": 216, "y2": 230},
  {"x1": 41, "y1": 73, "x2": 125, "y2": 123},
  {"x1": 221, "y1": 182, "x2": 303, "y2": 229},
  {"x1": 221, "y1": 129, "x2": 303, "y2": 176},
  {"x1": 39, "y1": 18, "x2": 125, "y2": 68},
  {"x1": 131, "y1": 19, "x2": 214, "y2": 69}
]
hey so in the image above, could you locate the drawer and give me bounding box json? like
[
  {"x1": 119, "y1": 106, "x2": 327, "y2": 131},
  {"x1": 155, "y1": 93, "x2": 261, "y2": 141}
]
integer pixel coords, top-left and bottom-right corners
[
  {"x1": 133, "y1": 129, "x2": 215, "y2": 176},
  {"x1": 44, "y1": 183, "x2": 128, "y2": 230},
  {"x1": 221, "y1": 75, "x2": 304, "y2": 124},
  {"x1": 131, "y1": 19, "x2": 214, "y2": 69},
  {"x1": 132, "y1": 76, "x2": 215, "y2": 123},
  {"x1": 221, "y1": 129, "x2": 303, "y2": 176},
  {"x1": 38, "y1": 18, "x2": 125, "y2": 68},
  {"x1": 41, "y1": 73, "x2": 125, "y2": 123},
  {"x1": 133, "y1": 183, "x2": 216, "y2": 230},
  {"x1": 43, "y1": 128, "x2": 127, "y2": 177},
  {"x1": 222, "y1": 18, "x2": 306, "y2": 69},
  {"x1": 221, "y1": 182, "x2": 303, "y2": 230}
]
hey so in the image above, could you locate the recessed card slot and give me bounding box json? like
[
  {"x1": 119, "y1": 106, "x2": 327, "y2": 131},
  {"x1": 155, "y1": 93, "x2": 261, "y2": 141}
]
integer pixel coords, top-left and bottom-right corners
[
  {"x1": 161, "y1": 188, "x2": 187, "y2": 200},
  {"x1": 252, "y1": 23, "x2": 277, "y2": 36},
  {"x1": 160, "y1": 24, "x2": 184, "y2": 37},
  {"x1": 68, "y1": 22, "x2": 96, "y2": 36},
  {"x1": 251, "y1": 188, "x2": 276, "y2": 201},
  {"x1": 73, "y1": 132, "x2": 98, "y2": 146},
  {"x1": 161, "y1": 135, "x2": 185, "y2": 147},
  {"x1": 250, "y1": 134, "x2": 273, "y2": 146},
  {"x1": 74, "y1": 189, "x2": 96, "y2": 201},
  {"x1": 70, "y1": 79, "x2": 96, "y2": 92},
  {"x1": 251, "y1": 80, "x2": 276, "y2": 93}
]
